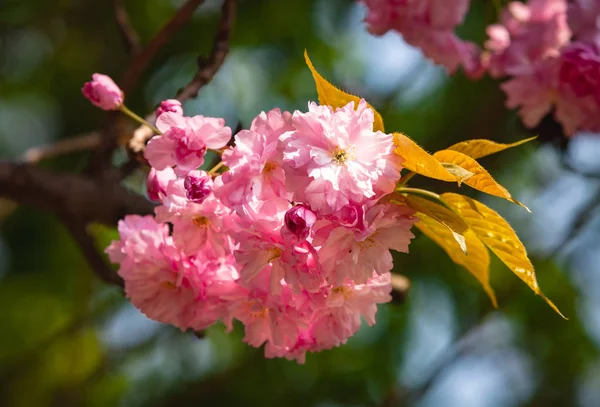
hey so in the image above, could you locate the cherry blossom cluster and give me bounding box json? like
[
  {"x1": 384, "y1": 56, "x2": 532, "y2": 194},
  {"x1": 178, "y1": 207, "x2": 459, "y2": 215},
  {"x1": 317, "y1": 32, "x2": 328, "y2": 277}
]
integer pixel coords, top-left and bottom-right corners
[
  {"x1": 362, "y1": 0, "x2": 600, "y2": 136},
  {"x1": 84, "y1": 73, "x2": 417, "y2": 362}
]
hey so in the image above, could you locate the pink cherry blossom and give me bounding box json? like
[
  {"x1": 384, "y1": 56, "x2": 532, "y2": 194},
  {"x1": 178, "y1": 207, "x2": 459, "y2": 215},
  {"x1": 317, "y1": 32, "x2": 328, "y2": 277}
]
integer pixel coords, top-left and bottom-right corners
[
  {"x1": 155, "y1": 176, "x2": 236, "y2": 256},
  {"x1": 282, "y1": 100, "x2": 401, "y2": 215},
  {"x1": 82, "y1": 73, "x2": 123, "y2": 110},
  {"x1": 361, "y1": 0, "x2": 483, "y2": 77},
  {"x1": 156, "y1": 99, "x2": 183, "y2": 118},
  {"x1": 314, "y1": 203, "x2": 416, "y2": 284},
  {"x1": 215, "y1": 108, "x2": 293, "y2": 218},
  {"x1": 484, "y1": 0, "x2": 570, "y2": 77},
  {"x1": 311, "y1": 273, "x2": 392, "y2": 348},
  {"x1": 145, "y1": 112, "x2": 231, "y2": 175}
]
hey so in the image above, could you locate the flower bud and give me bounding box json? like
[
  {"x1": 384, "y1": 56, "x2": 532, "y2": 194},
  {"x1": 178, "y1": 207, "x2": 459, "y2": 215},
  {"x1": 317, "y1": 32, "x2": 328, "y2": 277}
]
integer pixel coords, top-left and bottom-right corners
[
  {"x1": 156, "y1": 99, "x2": 183, "y2": 118},
  {"x1": 82, "y1": 73, "x2": 123, "y2": 110},
  {"x1": 283, "y1": 204, "x2": 317, "y2": 241},
  {"x1": 146, "y1": 167, "x2": 175, "y2": 202},
  {"x1": 184, "y1": 170, "x2": 212, "y2": 203}
]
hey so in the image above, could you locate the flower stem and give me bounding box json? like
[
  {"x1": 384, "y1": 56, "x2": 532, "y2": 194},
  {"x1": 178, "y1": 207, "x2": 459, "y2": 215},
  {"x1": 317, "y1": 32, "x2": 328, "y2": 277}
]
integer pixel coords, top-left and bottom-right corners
[
  {"x1": 208, "y1": 161, "x2": 225, "y2": 175},
  {"x1": 397, "y1": 171, "x2": 416, "y2": 187},
  {"x1": 120, "y1": 105, "x2": 161, "y2": 135}
]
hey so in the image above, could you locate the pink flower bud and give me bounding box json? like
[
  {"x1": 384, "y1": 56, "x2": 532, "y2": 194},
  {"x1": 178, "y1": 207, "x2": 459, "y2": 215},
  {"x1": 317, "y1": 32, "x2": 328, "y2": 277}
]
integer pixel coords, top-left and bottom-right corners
[
  {"x1": 146, "y1": 167, "x2": 175, "y2": 202},
  {"x1": 156, "y1": 99, "x2": 183, "y2": 118},
  {"x1": 283, "y1": 204, "x2": 317, "y2": 241},
  {"x1": 82, "y1": 73, "x2": 124, "y2": 110},
  {"x1": 184, "y1": 170, "x2": 212, "y2": 203}
]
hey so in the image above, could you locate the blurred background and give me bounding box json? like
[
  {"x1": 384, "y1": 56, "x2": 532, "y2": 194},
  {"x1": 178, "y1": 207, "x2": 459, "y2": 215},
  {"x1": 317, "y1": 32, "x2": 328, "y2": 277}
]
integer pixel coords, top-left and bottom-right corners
[{"x1": 1, "y1": 0, "x2": 599, "y2": 406}]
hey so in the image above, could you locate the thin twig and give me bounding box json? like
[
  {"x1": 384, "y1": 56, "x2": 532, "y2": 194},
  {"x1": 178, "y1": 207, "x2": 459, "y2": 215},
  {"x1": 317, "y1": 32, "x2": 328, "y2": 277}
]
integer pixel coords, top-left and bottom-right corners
[
  {"x1": 20, "y1": 132, "x2": 102, "y2": 164},
  {"x1": 176, "y1": 0, "x2": 237, "y2": 102},
  {"x1": 113, "y1": 0, "x2": 141, "y2": 55},
  {"x1": 119, "y1": 0, "x2": 207, "y2": 93},
  {"x1": 124, "y1": 0, "x2": 237, "y2": 166}
]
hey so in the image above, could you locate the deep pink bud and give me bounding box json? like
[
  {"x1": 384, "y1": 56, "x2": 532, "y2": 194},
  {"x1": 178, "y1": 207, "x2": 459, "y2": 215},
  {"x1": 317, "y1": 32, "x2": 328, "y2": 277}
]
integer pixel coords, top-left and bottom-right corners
[
  {"x1": 283, "y1": 204, "x2": 317, "y2": 241},
  {"x1": 82, "y1": 73, "x2": 123, "y2": 110},
  {"x1": 156, "y1": 99, "x2": 183, "y2": 118},
  {"x1": 559, "y1": 43, "x2": 600, "y2": 101},
  {"x1": 146, "y1": 167, "x2": 175, "y2": 202},
  {"x1": 184, "y1": 170, "x2": 212, "y2": 203}
]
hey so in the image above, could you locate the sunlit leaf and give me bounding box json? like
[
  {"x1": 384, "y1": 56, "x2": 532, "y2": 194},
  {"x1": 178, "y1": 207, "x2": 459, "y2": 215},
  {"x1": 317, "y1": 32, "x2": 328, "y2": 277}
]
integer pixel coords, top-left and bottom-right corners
[
  {"x1": 441, "y1": 193, "x2": 565, "y2": 318},
  {"x1": 304, "y1": 50, "x2": 385, "y2": 132},
  {"x1": 394, "y1": 133, "x2": 473, "y2": 183},
  {"x1": 433, "y1": 149, "x2": 530, "y2": 211},
  {"x1": 416, "y1": 214, "x2": 497, "y2": 307},
  {"x1": 446, "y1": 136, "x2": 537, "y2": 159},
  {"x1": 394, "y1": 192, "x2": 468, "y2": 253}
]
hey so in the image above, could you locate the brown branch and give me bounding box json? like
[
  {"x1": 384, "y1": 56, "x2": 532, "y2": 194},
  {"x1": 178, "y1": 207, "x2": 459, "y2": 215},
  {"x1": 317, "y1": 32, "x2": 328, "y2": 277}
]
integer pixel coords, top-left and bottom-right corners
[
  {"x1": 63, "y1": 218, "x2": 124, "y2": 287},
  {"x1": 124, "y1": 0, "x2": 237, "y2": 166},
  {"x1": 176, "y1": 0, "x2": 237, "y2": 102},
  {"x1": 119, "y1": 0, "x2": 207, "y2": 93},
  {"x1": 0, "y1": 160, "x2": 154, "y2": 226},
  {"x1": 21, "y1": 132, "x2": 102, "y2": 163},
  {"x1": 113, "y1": 0, "x2": 141, "y2": 55}
]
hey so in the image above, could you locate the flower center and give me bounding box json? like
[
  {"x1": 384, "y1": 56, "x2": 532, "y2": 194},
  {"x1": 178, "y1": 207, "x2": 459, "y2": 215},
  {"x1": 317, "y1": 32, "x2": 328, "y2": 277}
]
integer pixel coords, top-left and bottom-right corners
[
  {"x1": 332, "y1": 145, "x2": 355, "y2": 165},
  {"x1": 192, "y1": 216, "x2": 209, "y2": 228},
  {"x1": 161, "y1": 280, "x2": 177, "y2": 290},
  {"x1": 263, "y1": 161, "x2": 277, "y2": 176}
]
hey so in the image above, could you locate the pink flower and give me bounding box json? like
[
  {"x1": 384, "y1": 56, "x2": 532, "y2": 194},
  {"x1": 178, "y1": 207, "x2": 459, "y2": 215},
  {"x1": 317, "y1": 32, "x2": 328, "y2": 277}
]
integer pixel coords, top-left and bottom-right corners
[
  {"x1": 228, "y1": 267, "x2": 308, "y2": 348},
  {"x1": 82, "y1": 73, "x2": 124, "y2": 110},
  {"x1": 314, "y1": 203, "x2": 416, "y2": 284},
  {"x1": 155, "y1": 177, "x2": 237, "y2": 256},
  {"x1": 484, "y1": 0, "x2": 570, "y2": 77},
  {"x1": 146, "y1": 167, "x2": 176, "y2": 202},
  {"x1": 105, "y1": 216, "x2": 203, "y2": 330},
  {"x1": 156, "y1": 99, "x2": 183, "y2": 117},
  {"x1": 500, "y1": 58, "x2": 559, "y2": 128},
  {"x1": 311, "y1": 273, "x2": 392, "y2": 348},
  {"x1": 361, "y1": 0, "x2": 482, "y2": 77},
  {"x1": 282, "y1": 100, "x2": 401, "y2": 215},
  {"x1": 555, "y1": 42, "x2": 600, "y2": 135},
  {"x1": 215, "y1": 108, "x2": 293, "y2": 218},
  {"x1": 145, "y1": 112, "x2": 231, "y2": 175}
]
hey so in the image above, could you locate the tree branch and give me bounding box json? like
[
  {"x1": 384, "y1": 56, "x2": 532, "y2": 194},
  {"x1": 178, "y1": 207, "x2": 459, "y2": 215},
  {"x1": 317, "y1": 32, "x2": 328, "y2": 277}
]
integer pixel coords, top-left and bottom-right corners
[
  {"x1": 0, "y1": 161, "x2": 154, "y2": 226},
  {"x1": 21, "y1": 132, "x2": 102, "y2": 163},
  {"x1": 63, "y1": 218, "x2": 124, "y2": 287},
  {"x1": 176, "y1": 0, "x2": 237, "y2": 102},
  {"x1": 113, "y1": 0, "x2": 141, "y2": 55},
  {"x1": 125, "y1": 0, "x2": 237, "y2": 165},
  {"x1": 119, "y1": 0, "x2": 207, "y2": 93}
]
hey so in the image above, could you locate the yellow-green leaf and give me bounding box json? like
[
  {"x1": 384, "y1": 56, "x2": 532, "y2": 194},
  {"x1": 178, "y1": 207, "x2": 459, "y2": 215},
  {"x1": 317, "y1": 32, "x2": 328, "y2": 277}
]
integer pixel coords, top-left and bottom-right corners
[
  {"x1": 416, "y1": 214, "x2": 497, "y2": 307},
  {"x1": 446, "y1": 136, "x2": 537, "y2": 160},
  {"x1": 441, "y1": 193, "x2": 565, "y2": 318},
  {"x1": 394, "y1": 133, "x2": 473, "y2": 183},
  {"x1": 304, "y1": 50, "x2": 385, "y2": 132},
  {"x1": 433, "y1": 149, "x2": 530, "y2": 211},
  {"x1": 393, "y1": 192, "x2": 468, "y2": 253}
]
